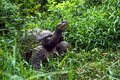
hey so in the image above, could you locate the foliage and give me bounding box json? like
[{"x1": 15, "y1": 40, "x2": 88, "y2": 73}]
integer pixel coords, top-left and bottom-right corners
[
  {"x1": 42, "y1": 0, "x2": 120, "y2": 50},
  {"x1": 0, "y1": 0, "x2": 120, "y2": 80},
  {"x1": 9, "y1": 0, "x2": 46, "y2": 15}
]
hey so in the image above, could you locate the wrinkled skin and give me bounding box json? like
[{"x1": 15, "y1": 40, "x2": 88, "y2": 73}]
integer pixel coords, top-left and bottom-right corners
[{"x1": 43, "y1": 20, "x2": 68, "y2": 51}]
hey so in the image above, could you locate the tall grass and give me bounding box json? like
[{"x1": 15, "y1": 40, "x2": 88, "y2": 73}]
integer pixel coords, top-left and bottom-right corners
[{"x1": 0, "y1": 0, "x2": 120, "y2": 79}]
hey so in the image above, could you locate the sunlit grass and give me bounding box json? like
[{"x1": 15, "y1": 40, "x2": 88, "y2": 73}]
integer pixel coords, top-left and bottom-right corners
[{"x1": 0, "y1": 0, "x2": 120, "y2": 80}]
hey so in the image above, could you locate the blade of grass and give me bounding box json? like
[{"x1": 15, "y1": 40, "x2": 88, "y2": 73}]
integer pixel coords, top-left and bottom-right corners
[
  {"x1": 25, "y1": 70, "x2": 69, "y2": 80},
  {"x1": 69, "y1": 60, "x2": 73, "y2": 80},
  {"x1": 58, "y1": 55, "x2": 68, "y2": 68}
]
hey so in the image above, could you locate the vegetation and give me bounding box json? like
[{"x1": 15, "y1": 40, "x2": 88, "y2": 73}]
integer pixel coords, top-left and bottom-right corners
[{"x1": 0, "y1": 0, "x2": 120, "y2": 79}]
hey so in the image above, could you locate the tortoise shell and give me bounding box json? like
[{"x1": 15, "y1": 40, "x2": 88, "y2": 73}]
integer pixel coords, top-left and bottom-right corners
[
  {"x1": 22, "y1": 28, "x2": 53, "y2": 44},
  {"x1": 22, "y1": 20, "x2": 70, "y2": 70}
]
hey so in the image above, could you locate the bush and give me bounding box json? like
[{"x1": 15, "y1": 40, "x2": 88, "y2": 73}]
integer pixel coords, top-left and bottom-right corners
[
  {"x1": 46, "y1": 0, "x2": 120, "y2": 50},
  {"x1": 0, "y1": 0, "x2": 120, "y2": 79}
]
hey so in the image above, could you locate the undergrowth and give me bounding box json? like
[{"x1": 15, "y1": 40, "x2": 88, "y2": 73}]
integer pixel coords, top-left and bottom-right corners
[{"x1": 0, "y1": 0, "x2": 120, "y2": 80}]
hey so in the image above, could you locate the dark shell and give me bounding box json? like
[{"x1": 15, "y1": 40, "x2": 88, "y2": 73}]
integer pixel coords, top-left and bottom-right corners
[
  {"x1": 22, "y1": 28, "x2": 54, "y2": 64},
  {"x1": 22, "y1": 28, "x2": 53, "y2": 44},
  {"x1": 31, "y1": 45, "x2": 51, "y2": 70}
]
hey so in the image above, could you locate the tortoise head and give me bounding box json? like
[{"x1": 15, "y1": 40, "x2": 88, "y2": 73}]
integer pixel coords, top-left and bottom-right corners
[{"x1": 55, "y1": 20, "x2": 68, "y2": 32}]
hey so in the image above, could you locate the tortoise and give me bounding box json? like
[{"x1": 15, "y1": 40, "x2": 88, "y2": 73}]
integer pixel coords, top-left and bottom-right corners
[
  {"x1": 22, "y1": 20, "x2": 68, "y2": 48},
  {"x1": 22, "y1": 20, "x2": 70, "y2": 70}
]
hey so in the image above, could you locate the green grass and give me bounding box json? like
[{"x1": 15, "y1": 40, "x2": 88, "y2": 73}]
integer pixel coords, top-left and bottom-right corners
[{"x1": 0, "y1": 0, "x2": 120, "y2": 80}]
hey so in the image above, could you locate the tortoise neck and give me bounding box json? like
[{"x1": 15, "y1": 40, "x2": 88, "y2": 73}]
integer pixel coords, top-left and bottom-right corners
[
  {"x1": 49, "y1": 29, "x2": 62, "y2": 45},
  {"x1": 54, "y1": 29, "x2": 62, "y2": 37},
  {"x1": 43, "y1": 29, "x2": 63, "y2": 51}
]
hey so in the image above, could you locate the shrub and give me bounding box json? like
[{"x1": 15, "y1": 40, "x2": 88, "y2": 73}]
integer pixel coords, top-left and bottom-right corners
[{"x1": 46, "y1": 0, "x2": 120, "y2": 50}]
